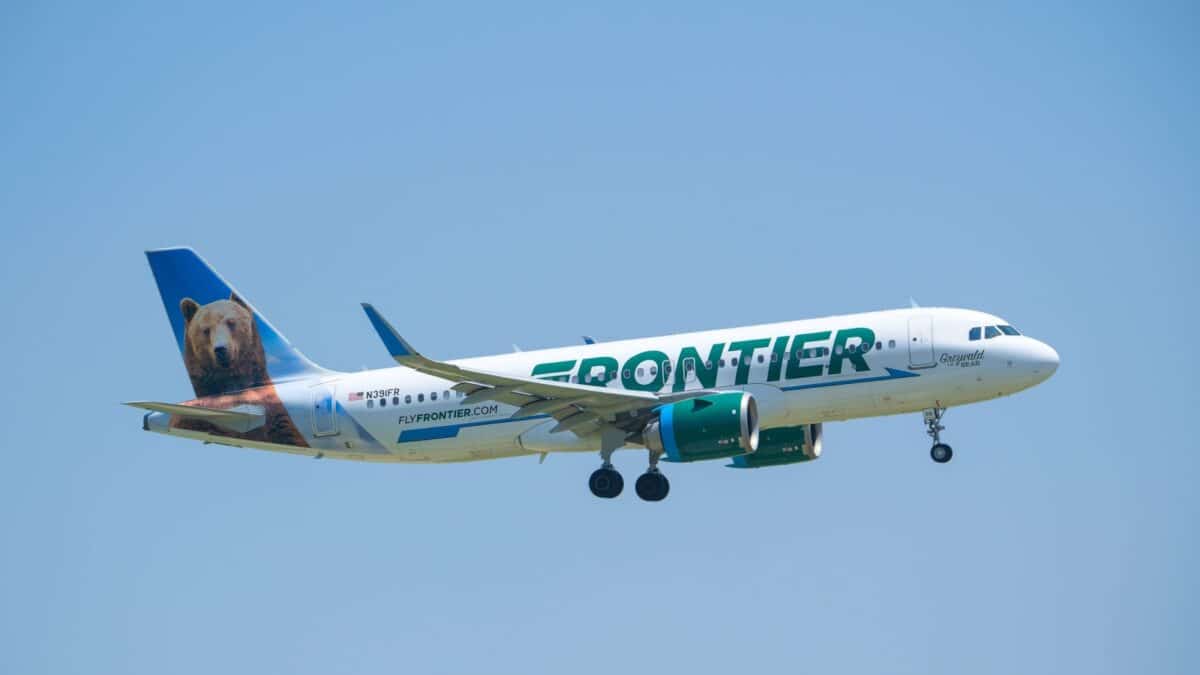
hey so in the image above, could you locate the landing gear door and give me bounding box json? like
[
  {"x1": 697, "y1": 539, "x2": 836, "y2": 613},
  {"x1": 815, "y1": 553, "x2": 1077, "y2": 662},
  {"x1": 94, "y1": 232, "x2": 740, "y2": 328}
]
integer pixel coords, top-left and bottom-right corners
[
  {"x1": 310, "y1": 382, "x2": 339, "y2": 437},
  {"x1": 907, "y1": 316, "x2": 936, "y2": 369}
]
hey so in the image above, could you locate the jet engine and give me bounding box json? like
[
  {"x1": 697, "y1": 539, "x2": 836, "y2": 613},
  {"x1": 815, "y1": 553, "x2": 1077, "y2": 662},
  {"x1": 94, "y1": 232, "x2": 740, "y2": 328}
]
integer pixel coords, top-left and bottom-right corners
[
  {"x1": 727, "y1": 423, "x2": 822, "y2": 468},
  {"x1": 644, "y1": 392, "x2": 759, "y2": 462}
]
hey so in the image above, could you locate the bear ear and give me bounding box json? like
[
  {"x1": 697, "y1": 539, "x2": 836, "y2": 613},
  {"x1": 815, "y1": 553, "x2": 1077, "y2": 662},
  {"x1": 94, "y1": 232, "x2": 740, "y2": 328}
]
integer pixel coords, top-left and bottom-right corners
[
  {"x1": 180, "y1": 298, "x2": 200, "y2": 322},
  {"x1": 230, "y1": 293, "x2": 251, "y2": 311}
]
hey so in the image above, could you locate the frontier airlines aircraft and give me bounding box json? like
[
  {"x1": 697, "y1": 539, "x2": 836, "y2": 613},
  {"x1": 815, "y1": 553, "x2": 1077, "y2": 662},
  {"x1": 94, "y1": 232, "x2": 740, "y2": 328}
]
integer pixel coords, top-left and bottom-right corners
[{"x1": 129, "y1": 248, "x2": 1059, "y2": 501}]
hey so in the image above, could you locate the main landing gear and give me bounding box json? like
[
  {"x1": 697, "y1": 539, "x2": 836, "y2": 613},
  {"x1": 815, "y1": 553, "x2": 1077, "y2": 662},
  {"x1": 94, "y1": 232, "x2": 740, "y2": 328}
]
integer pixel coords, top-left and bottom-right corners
[
  {"x1": 924, "y1": 405, "x2": 953, "y2": 464},
  {"x1": 588, "y1": 465, "x2": 623, "y2": 498},
  {"x1": 588, "y1": 448, "x2": 670, "y2": 501},
  {"x1": 635, "y1": 450, "x2": 669, "y2": 502}
]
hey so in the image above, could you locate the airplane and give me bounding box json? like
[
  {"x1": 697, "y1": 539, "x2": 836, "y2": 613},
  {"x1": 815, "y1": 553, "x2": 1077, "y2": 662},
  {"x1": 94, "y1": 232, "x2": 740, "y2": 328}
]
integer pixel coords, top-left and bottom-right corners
[{"x1": 128, "y1": 247, "x2": 1060, "y2": 501}]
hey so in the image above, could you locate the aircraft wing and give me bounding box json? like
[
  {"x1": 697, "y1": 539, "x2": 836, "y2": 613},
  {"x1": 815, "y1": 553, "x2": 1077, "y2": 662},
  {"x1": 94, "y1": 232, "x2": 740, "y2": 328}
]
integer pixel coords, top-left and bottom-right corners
[{"x1": 361, "y1": 304, "x2": 663, "y2": 434}]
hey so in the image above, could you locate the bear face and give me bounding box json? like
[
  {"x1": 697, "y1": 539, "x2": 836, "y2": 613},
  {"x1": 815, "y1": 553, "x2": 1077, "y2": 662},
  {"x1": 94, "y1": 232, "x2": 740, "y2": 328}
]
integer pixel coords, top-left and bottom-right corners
[{"x1": 180, "y1": 293, "x2": 269, "y2": 396}]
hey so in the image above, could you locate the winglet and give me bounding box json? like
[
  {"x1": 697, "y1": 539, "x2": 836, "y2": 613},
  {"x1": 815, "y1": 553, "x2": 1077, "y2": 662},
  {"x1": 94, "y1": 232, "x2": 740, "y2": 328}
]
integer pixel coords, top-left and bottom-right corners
[
  {"x1": 361, "y1": 303, "x2": 418, "y2": 360},
  {"x1": 582, "y1": 335, "x2": 596, "y2": 345}
]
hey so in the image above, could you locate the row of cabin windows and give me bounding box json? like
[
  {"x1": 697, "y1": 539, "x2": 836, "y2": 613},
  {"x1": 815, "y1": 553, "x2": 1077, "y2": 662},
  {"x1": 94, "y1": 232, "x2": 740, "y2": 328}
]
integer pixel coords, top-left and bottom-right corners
[
  {"x1": 968, "y1": 325, "x2": 1021, "y2": 341},
  {"x1": 367, "y1": 390, "x2": 463, "y2": 408},
  {"x1": 364, "y1": 338, "x2": 907, "y2": 405}
]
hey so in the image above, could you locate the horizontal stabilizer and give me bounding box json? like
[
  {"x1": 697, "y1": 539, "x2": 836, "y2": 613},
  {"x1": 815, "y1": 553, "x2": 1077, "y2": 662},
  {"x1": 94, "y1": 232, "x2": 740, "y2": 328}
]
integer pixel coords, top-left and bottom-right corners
[{"x1": 123, "y1": 401, "x2": 265, "y2": 433}]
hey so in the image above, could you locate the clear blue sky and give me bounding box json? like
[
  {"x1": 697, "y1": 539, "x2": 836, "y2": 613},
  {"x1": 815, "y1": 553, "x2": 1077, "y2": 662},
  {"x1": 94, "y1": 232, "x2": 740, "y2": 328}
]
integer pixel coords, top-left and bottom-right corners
[{"x1": 2, "y1": 2, "x2": 1197, "y2": 673}]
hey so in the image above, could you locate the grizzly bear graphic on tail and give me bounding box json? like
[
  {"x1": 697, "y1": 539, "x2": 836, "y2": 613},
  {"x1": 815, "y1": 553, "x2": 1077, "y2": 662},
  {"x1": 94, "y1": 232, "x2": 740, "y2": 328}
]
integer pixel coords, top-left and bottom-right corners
[
  {"x1": 180, "y1": 294, "x2": 268, "y2": 397},
  {"x1": 146, "y1": 247, "x2": 328, "y2": 449},
  {"x1": 173, "y1": 293, "x2": 308, "y2": 447}
]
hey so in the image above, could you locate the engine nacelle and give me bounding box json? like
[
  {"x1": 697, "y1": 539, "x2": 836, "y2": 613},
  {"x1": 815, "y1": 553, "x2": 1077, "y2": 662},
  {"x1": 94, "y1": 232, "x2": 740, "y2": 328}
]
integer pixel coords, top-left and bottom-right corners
[
  {"x1": 728, "y1": 423, "x2": 822, "y2": 468},
  {"x1": 645, "y1": 392, "x2": 759, "y2": 463}
]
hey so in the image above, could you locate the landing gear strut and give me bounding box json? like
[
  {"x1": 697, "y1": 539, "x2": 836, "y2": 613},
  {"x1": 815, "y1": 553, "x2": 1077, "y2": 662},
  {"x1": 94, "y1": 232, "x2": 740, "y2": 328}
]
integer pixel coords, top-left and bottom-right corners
[
  {"x1": 588, "y1": 440, "x2": 623, "y2": 498},
  {"x1": 635, "y1": 450, "x2": 670, "y2": 502},
  {"x1": 924, "y1": 405, "x2": 953, "y2": 464}
]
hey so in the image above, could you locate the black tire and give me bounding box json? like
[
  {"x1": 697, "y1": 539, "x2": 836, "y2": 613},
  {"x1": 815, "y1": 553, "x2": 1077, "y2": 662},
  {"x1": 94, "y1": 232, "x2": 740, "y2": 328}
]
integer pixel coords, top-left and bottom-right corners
[
  {"x1": 635, "y1": 471, "x2": 670, "y2": 502},
  {"x1": 589, "y1": 467, "x2": 624, "y2": 498},
  {"x1": 930, "y1": 443, "x2": 953, "y2": 464}
]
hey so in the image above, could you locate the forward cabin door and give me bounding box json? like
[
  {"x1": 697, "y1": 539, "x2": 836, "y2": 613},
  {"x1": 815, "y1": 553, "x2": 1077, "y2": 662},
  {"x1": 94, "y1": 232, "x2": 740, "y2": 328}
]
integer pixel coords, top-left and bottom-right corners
[
  {"x1": 907, "y1": 316, "x2": 936, "y2": 369},
  {"x1": 310, "y1": 381, "x2": 339, "y2": 436}
]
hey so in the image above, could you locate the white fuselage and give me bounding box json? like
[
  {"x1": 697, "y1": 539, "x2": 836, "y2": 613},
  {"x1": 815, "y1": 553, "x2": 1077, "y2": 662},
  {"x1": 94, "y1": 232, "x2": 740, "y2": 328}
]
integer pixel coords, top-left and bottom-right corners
[{"x1": 148, "y1": 307, "x2": 1059, "y2": 462}]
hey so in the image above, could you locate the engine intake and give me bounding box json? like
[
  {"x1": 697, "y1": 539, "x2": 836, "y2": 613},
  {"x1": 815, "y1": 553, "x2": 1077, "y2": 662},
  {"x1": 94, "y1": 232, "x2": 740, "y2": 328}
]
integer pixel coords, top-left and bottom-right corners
[{"x1": 645, "y1": 392, "x2": 759, "y2": 463}]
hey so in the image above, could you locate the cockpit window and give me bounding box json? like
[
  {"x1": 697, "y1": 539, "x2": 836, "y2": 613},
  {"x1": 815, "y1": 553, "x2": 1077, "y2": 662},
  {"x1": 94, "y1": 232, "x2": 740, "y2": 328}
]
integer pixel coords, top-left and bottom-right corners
[
  {"x1": 999, "y1": 325, "x2": 1020, "y2": 336},
  {"x1": 968, "y1": 327, "x2": 981, "y2": 341},
  {"x1": 985, "y1": 325, "x2": 1001, "y2": 339}
]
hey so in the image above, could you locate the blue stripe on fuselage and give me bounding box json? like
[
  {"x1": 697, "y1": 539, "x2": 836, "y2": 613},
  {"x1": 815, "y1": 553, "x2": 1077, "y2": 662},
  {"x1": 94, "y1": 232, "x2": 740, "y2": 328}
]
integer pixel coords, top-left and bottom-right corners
[
  {"x1": 395, "y1": 369, "x2": 919, "y2": 442},
  {"x1": 398, "y1": 413, "x2": 551, "y2": 443},
  {"x1": 780, "y1": 367, "x2": 919, "y2": 391}
]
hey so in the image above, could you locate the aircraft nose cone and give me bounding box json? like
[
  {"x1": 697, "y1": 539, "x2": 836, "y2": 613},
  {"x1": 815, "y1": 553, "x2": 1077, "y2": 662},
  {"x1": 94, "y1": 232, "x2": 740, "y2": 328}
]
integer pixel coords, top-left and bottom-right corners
[{"x1": 1029, "y1": 340, "x2": 1059, "y2": 380}]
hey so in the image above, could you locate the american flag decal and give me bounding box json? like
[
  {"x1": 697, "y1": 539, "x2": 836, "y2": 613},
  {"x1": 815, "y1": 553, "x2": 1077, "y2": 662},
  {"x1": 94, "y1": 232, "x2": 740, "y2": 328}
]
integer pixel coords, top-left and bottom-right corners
[{"x1": 348, "y1": 392, "x2": 363, "y2": 401}]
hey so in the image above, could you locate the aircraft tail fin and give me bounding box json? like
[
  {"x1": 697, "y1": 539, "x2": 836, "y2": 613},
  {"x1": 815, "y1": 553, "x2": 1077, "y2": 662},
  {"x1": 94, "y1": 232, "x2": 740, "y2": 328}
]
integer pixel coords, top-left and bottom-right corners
[{"x1": 145, "y1": 247, "x2": 326, "y2": 397}]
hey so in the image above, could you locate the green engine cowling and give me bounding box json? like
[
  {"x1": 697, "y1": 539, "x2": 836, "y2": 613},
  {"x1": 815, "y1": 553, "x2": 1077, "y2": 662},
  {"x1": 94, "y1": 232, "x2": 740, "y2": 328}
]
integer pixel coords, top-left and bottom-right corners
[
  {"x1": 644, "y1": 392, "x2": 759, "y2": 463},
  {"x1": 727, "y1": 423, "x2": 823, "y2": 468}
]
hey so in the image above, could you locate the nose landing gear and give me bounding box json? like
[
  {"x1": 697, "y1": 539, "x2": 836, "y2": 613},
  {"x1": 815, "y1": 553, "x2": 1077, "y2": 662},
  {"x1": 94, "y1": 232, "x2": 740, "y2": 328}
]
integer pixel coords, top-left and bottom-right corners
[{"x1": 924, "y1": 405, "x2": 953, "y2": 464}]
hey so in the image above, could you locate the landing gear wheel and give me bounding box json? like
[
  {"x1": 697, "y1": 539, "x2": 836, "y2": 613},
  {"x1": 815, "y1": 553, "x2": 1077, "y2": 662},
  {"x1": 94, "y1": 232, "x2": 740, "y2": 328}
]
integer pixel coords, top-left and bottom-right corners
[
  {"x1": 635, "y1": 471, "x2": 670, "y2": 502},
  {"x1": 930, "y1": 443, "x2": 953, "y2": 464},
  {"x1": 588, "y1": 467, "x2": 623, "y2": 498}
]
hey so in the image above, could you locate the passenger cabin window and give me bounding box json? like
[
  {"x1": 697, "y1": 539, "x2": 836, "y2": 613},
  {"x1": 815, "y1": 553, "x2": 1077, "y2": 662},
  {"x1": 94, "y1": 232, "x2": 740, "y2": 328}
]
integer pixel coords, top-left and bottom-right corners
[
  {"x1": 969, "y1": 327, "x2": 982, "y2": 341},
  {"x1": 985, "y1": 326, "x2": 1001, "y2": 339},
  {"x1": 418, "y1": 393, "x2": 424, "y2": 402},
  {"x1": 405, "y1": 394, "x2": 412, "y2": 404},
  {"x1": 367, "y1": 399, "x2": 375, "y2": 408},
  {"x1": 888, "y1": 340, "x2": 896, "y2": 349}
]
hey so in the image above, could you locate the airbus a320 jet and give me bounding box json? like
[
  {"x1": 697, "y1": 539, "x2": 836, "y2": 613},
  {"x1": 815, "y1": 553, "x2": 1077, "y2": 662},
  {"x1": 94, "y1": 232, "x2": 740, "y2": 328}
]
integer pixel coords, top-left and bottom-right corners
[{"x1": 128, "y1": 248, "x2": 1059, "y2": 501}]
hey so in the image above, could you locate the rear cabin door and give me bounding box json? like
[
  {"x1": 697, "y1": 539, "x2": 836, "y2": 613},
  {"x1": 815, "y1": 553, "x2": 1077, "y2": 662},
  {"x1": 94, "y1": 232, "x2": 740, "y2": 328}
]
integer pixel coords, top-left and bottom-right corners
[
  {"x1": 310, "y1": 382, "x2": 339, "y2": 436},
  {"x1": 907, "y1": 316, "x2": 936, "y2": 369}
]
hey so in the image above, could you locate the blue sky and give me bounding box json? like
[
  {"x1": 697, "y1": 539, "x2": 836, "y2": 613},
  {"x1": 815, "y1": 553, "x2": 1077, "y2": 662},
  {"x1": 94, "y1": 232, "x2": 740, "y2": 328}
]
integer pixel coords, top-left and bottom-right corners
[{"x1": 2, "y1": 2, "x2": 1197, "y2": 673}]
